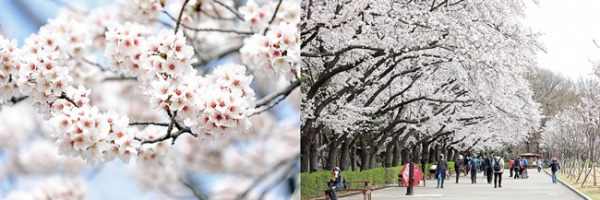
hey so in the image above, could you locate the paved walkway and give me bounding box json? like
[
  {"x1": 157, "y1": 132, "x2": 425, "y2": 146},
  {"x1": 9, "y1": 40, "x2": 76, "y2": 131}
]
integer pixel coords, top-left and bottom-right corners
[{"x1": 339, "y1": 169, "x2": 583, "y2": 200}]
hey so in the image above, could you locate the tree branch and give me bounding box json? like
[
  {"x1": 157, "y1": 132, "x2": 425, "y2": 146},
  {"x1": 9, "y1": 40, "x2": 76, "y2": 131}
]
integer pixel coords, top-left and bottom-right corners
[
  {"x1": 174, "y1": 0, "x2": 191, "y2": 33},
  {"x1": 83, "y1": 58, "x2": 106, "y2": 71},
  {"x1": 262, "y1": 0, "x2": 283, "y2": 35},
  {"x1": 129, "y1": 122, "x2": 169, "y2": 126},
  {"x1": 252, "y1": 81, "x2": 300, "y2": 116},
  {"x1": 58, "y1": 93, "x2": 80, "y2": 108},
  {"x1": 164, "y1": 10, "x2": 254, "y2": 35},
  {"x1": 103, "y1": 76, "x2": 137, "y2": 82},
  {"x1": 238, "y1": 154, "x2": 299, "y2": 200},
  {"x1": 180, "y1": 178, "x2": 206, "y2": 200},
  {"x1": 213, "y1": 0, "x2": 244, "y2": 21}
]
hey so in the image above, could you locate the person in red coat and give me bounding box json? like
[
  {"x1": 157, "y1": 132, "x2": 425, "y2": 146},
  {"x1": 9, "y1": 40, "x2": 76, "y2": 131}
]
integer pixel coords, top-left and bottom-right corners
[{"x1": 508, "y1": 159, "x2": 514, "y2": 177}]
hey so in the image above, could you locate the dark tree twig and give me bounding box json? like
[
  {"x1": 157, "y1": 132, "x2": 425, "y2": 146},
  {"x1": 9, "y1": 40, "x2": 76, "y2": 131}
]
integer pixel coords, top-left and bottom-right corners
[
  {"x1": 238, "y1": 154, "x2": 300, "y2": 200},
  {"x1": 180, "y1": 178, "x2": 206, "y2": 200},
  {"x1": 262, "y1": 0, "x2": 283, "y2": 35},
  {"x1": 129, "y1": 122, "x2": 169, "y2": 127},
  {"x1": 58, "y1": 93, "x2": 80, "y2": 108},
  {"x1": 213, "y1": 0, "x2": 244, "y2": 21},
  {"x1": 174, "y1": 0, "x2": 191, "y2": 33},
  {"x1": 252, "y1": 81, "x2": 300, "y2": 116}
]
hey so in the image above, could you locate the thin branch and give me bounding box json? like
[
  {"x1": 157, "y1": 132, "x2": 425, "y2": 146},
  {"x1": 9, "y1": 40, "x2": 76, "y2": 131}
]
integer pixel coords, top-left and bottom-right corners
[
  {"x1": 238, "y1": 154, "x2": 299, "y2": 200},
  {"x1": 174, "y1": 0, "x2": 191, "y2": 33},
  {"x1": 181, "y1": 27, "x2": 255, "y2": 35},
  {"x1": 8, "y1": 96, "x2": 29, "y2": 105},
  {"x1": 135, "y1": 126, "x2": 195, "y2": 145},
  {"x1": 103, "y1": 76, "x2": 138, "y2": 82},
  {"x1": 165, "y1": 10, "x2": 254, "y2": 35},
  {"x1": 255, "y1": 81, "x2": 300, "y2": 108},
  {"x1": 180, "y1": 178, "x2": 206, "y2": 200},
  {"x1": 129, "y1": 122, "x2": 169, "y2": 127},
  {"x1": 58, "y1": 93, "x2": 80, "y2": 108},
  {"x1": 213, "y1": 0, "x2": 244, "y2": 21},
  {"x1": 263, "y1": 0, "x2": 283, "y2": 35},
  {"x1": 83, "y1": 58, "x2": 106, "y2": 71},
  {"x1": 252, "y1": 81, "x2": 299, "y2": 116}
]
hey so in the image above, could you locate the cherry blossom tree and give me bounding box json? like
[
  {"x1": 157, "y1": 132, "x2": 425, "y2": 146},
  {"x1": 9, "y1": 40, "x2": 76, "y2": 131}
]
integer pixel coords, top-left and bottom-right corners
[
  {"x1": 0, "y1": 0, "x2": 300, "y2": 199},
  {"x1": 301, "y1": 0, "x2": 543, "y2": 172}
]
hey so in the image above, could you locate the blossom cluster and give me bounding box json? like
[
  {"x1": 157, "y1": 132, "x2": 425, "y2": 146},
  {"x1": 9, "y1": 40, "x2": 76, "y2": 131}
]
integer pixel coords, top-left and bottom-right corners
[
  {"x1": 240, "y1": 22, "x2": 300, "y2": 80},
  {"x1": 122, "y1": 0, "x2": 164, "y2": 24},
  {"x1": 105, "y1": 22, "x2": 256, "y2": 141},
  {"x1": 239, "y1": 0, "x2": 300, "y2": 32},
  {"x1": 50, "y1": 86, "x2": 140, "y2": 166},
  {"x1": 191, "y1": 63, "x2": 255, "y2": 140},
  {"x1": 0, "y1": 35, "x2": 23, "y2": 105},
  {"x1": 105, "y1": 22, "x2": 148, "y2": 77},
  {"x1": 5, "y1": 176, "x2": 88, "y2": 200}
]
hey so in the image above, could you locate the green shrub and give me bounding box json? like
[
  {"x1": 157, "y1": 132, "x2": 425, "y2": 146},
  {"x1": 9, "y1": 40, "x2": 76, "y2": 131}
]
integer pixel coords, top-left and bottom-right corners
[{"x1": 300, "y1": 166, "x2": 403, "y2": 200}]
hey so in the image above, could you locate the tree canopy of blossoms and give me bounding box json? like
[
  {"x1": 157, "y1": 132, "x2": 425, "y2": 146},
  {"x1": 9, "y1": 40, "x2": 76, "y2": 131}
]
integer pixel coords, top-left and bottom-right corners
[
  {"x1": 301, "y1": 0, "x2": 543, "y2": 172},
  {"x1": 0, "y1": 0, "x2": 300, "y2": 199}
]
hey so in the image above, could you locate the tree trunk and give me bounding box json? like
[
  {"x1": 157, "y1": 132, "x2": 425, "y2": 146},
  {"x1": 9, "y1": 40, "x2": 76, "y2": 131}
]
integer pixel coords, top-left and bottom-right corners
[
  {"x1": 384, "y1": 141, "x2": 393, "y2": 168},
  {"x1": 350, "y1": 140, "x2": 357, "y2": 171},
  {"x1": 360, "y1": 134, "x2": 370, "y2": 171},
  {"x1": 301, "y1": 135, "x2": 311, "y2": 172},
  {"x1": 401, "y1": 148, "x2": 409, "y2": 165},
  {"x1": 327, "y1": 138, "x2": 339, "y2": 170},
  {"x1": 340, "y1": 138, "x2": 350, "y2": 171},
  {"x1": 309, "y1": 135, "x2": 320, "y2": 172},
  {"x1": 392, "y1": 140, "x2": 400, "y2": 167}
]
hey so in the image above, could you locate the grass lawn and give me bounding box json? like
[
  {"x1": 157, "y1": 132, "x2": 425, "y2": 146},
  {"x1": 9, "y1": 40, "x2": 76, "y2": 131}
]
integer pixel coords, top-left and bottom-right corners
[{"x1": 548, "y1": 169, "x2": 600, "y2": 200}]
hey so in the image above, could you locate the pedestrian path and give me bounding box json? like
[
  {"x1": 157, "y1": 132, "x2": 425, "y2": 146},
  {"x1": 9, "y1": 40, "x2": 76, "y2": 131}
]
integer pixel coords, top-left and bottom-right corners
[{"x1": 339, "y1": 169, "x2": 583, "y2": 200}]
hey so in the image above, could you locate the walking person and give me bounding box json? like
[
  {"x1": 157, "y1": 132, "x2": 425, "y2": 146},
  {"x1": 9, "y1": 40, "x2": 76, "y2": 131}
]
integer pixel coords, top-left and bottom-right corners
[
  {"x1": 436, "y1": 154, "x2": 448, "y2": 188},
  {"x1": 455, "y1": 155, "x2": 463, "y2": 183},
  {"x1": 513, "y1": 157, "x2": 521, "y2": 179},
  {"x1": 509, "y1": 158, "x2": 514, "y2": 177},
  {"x1": 549, "y1": 157, "x2": 561, "y2": 184},
  {"x1": 326, "y1": 167, "x2": 345, "y2": 200},
  {"x1": 537, "y1": 159, "x2": 542, "y2": 173},
  {"x1": 464, "y1": 155, "x2": 470, "y2": 176},
  {"x1": 469, "y1": 154, "x2": 479, "y2": 183},
  {"x1": 486, "y1": 155, "x2": 493, "y2": 184},
  {"x1": 491, "y1": 154, "x2": 504, "y2": 188}
]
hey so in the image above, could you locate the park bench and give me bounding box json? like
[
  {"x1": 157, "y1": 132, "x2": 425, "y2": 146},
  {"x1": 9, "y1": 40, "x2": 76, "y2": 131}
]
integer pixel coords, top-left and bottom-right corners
[{"x1": 323, "y1": 180, "x2": 372, "y2": 200}]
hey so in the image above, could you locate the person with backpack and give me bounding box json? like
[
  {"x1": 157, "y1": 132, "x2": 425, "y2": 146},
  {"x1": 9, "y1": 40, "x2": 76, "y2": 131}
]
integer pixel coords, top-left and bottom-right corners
[
  {"x1": 549, "y1": 157, "x2": 561, "y2": 184},
  {"x1": 491, "y1": 154, "x2": 505, "y2": 188},
  {"x1": 436, "y1": 154, "x2": 448, "y2": 188},
  {"x1": 326, "y1": 167, "x2": 345, "y2": 200},
  {"x1": 486, "y1": 155, "x2": 494, "y2": 184},
  {"x1": 513, "y1": 157, "x2": 521, "y2": 179},
  {"x1": 469, "y1": 154, "x2": 480, "y2": 183},
  {"x1": 455, "y1": 155, "x2": 463, "y2": 184},
  {"x1": 509, "y1": 158, "x2": 514, "y2": 177}
]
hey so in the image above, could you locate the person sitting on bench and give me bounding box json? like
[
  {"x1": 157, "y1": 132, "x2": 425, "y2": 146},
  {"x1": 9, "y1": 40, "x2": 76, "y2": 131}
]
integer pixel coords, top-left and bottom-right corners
[{"x1": 326, "y1": 167, "x2": 345, "y2": 200}]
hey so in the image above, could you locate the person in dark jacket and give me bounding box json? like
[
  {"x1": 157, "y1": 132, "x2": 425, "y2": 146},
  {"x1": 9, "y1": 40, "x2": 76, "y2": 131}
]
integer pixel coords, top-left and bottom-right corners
[
  {"x1": 455, "y1": 155, "x2": 463, "y2": 184},
  {"x1": 326, "y1": 167, "x2": 345, "y2": 200},
  {"x1": 550, "y1": 157, "x2": 561, "y2": 184},
  {"x1": 513, "y1": 157, "x2": 521, "y2": 179},
  {"x1": 485, "y1": 155, "x2": 494, "y2": 184},
  {"x1": 436, "y1": 154, "x2": 448, "y2": 188},
  {"x1": 464, "y1": 155, "x2": 470, "y2": 175}
]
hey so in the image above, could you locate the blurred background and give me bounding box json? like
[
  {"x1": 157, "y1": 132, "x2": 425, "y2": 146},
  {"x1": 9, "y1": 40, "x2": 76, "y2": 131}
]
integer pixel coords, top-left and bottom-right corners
[{"x1": 0, "y1": 0, "x2": 300, "y2": 199}]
